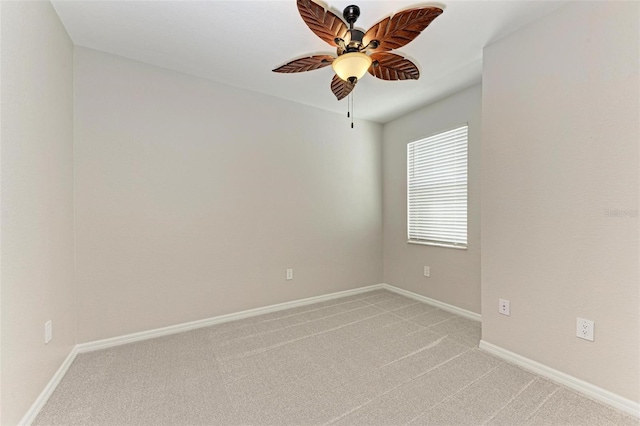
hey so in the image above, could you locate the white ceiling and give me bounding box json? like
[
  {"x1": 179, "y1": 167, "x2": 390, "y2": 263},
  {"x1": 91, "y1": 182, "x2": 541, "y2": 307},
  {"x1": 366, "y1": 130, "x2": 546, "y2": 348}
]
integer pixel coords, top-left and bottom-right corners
[{"x1": 51, "y1": 0, "x2": 567, "y2": 123}]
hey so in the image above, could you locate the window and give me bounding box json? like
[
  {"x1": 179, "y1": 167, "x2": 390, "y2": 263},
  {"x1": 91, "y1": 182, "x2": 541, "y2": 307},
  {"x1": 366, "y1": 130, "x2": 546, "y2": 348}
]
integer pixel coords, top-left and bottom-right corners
[{"x1": 407, "y1": 124, "x2": 468, "y2": 249}]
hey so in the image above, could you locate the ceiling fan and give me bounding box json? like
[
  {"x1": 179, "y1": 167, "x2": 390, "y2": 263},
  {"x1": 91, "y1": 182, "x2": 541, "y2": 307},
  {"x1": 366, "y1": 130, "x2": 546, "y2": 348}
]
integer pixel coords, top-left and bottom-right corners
[{"x1": 273, "y1": 0, "x2": 443, "y2": 101}]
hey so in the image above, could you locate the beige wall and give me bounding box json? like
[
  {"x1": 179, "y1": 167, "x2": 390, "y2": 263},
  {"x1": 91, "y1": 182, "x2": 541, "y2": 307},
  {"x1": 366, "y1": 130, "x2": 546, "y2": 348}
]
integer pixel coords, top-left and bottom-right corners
[
  {"x1": 382, "y1": 84, "x2": 482, "y2": 314},
  {"x1": 481, "y1": 1, "x2": 639, "y2": 402},
  {"x1": 73, "y1": 48, "x2": 383, "y2": 343},
  {"x1": 0, "y1": 1, "x2": 75, "y2": 425}
]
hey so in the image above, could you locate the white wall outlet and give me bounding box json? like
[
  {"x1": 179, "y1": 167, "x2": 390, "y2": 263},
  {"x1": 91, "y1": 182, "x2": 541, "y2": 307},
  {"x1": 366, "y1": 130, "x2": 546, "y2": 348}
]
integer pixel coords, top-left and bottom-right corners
[
  {"x1": 45, "y1": 320, "x2": 52, "y2": 344},
  {"x1": 576, "y1": 318, "x2": 594, "y2": 341},
  {"x1": 286, "y1": 268, "x2": 293, "y2": 280},
  {"x1": 423, "y1": 266, "x2": 430, "y2": 277},
  {"x1": 498, "y1": 299, "x2": 510, "y2": 316}
]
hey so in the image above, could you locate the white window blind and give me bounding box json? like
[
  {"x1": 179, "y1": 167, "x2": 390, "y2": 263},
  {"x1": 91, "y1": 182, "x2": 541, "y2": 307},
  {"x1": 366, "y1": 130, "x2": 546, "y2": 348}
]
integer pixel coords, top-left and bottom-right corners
[{"x1": 407, "y1": 125, "x2": 468, "y2": 248}]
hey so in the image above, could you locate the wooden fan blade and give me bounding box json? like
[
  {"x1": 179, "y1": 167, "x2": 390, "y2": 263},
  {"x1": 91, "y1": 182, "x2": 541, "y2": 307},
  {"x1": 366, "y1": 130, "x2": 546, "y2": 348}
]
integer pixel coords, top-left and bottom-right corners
[
  {"x1": 273, "y1": 55, "x2": 335, "y2": 73},
  {"x1": 363, "y1": 7, "x2": 443, "y2": 52},
  {"x1": 368, "y1": 52, "x2": 419, "y2": 81},
  {"x1": 297, "y1": 0, "x2": 348, "y2": 47},
  {"x1": 331, "y1": 74, "x2": 356, "y2": 100}
]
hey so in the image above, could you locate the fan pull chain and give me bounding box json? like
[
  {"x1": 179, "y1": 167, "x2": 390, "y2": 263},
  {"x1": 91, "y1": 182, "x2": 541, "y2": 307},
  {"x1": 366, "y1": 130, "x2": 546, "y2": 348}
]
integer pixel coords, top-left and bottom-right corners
[
  {"x1": 350, "y1": 92, "x2": 354, "y2": 129},
  {"x1": 345, "y1": 93, "x2": 354, "y2": 129}
]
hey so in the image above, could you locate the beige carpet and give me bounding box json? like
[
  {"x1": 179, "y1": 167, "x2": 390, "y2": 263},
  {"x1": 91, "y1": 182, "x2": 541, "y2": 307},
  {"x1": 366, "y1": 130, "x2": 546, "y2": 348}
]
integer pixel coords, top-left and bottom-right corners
[{"x1": 34, "y1": 289, "x2": 638, "y2": 425}]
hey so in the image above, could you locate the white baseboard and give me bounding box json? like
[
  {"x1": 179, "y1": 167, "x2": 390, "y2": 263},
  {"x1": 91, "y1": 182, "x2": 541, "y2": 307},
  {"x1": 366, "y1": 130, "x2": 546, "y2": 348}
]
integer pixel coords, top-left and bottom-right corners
[
  {"x1": 479, "y1": 340, "x2": 640, "y2": 418},
  {"x1": 381, "y1": 283, "x2": 481, "y2": 322},
  {"x1": 76, "y1": 283, "x2": 479, "y2": 353},
  {"x1": 18, "y1": 346, "x2": 78, "y2": 426},
  {"x1": 77, "y1": 284, "x2": 385, "y2": 353}
]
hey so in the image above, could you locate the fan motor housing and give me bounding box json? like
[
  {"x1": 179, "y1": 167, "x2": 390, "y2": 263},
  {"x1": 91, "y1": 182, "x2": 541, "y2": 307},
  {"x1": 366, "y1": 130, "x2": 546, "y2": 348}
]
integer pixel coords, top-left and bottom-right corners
[{"x1": 346, "y1": 29, "x2": 365, "y2": 52}]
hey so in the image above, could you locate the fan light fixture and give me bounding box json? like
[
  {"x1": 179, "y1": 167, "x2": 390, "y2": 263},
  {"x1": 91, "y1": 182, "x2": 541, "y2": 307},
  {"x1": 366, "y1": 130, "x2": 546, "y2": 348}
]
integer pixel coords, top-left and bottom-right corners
[{"x1": 332, "y1": 52, "x2": 372, "y2": 82}]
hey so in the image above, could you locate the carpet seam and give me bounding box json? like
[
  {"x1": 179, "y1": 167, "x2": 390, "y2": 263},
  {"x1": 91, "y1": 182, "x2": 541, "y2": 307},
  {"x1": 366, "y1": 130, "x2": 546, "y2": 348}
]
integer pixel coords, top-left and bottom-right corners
[
  {"x1": 523, "y1": 387, "x2": 562, "y2": 425},
  {"x1": 324, "y1": 346, "x2": 474, "y2": 425},
  {"x1": 481, "y1": 376, "x2": 539, "y2": 425},
  {"x1": 220, "y1": 309, "x2": 399, "y2": 363},
  {"x1": 404, "y1": 359, "x2": 504, "y2": 425}
]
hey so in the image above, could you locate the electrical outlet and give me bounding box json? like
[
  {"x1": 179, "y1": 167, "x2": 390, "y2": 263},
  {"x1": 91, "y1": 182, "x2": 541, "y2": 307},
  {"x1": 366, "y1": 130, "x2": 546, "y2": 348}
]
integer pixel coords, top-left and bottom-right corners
[
  {"x1": 423, "y1": 266, "x2": 430, "y2": 277},
  {"x1": 576, "y1": 318, "x2": 594, "y2": 341},
  {"x1": 498, "y1": 299, "x2": 510, "y2": 316},
  {"x1": 286, "y1": 269, "x2": 293, "y2": 280},
  {"x1": 45, "y1": 320, "x2": 52, "y2": 344}
]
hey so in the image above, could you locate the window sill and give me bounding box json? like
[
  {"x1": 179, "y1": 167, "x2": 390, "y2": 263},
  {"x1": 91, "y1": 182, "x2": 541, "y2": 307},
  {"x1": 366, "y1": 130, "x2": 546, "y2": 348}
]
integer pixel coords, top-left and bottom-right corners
[{"x1": 407, "y1": 240, "x2": 467, "y2": 250}]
